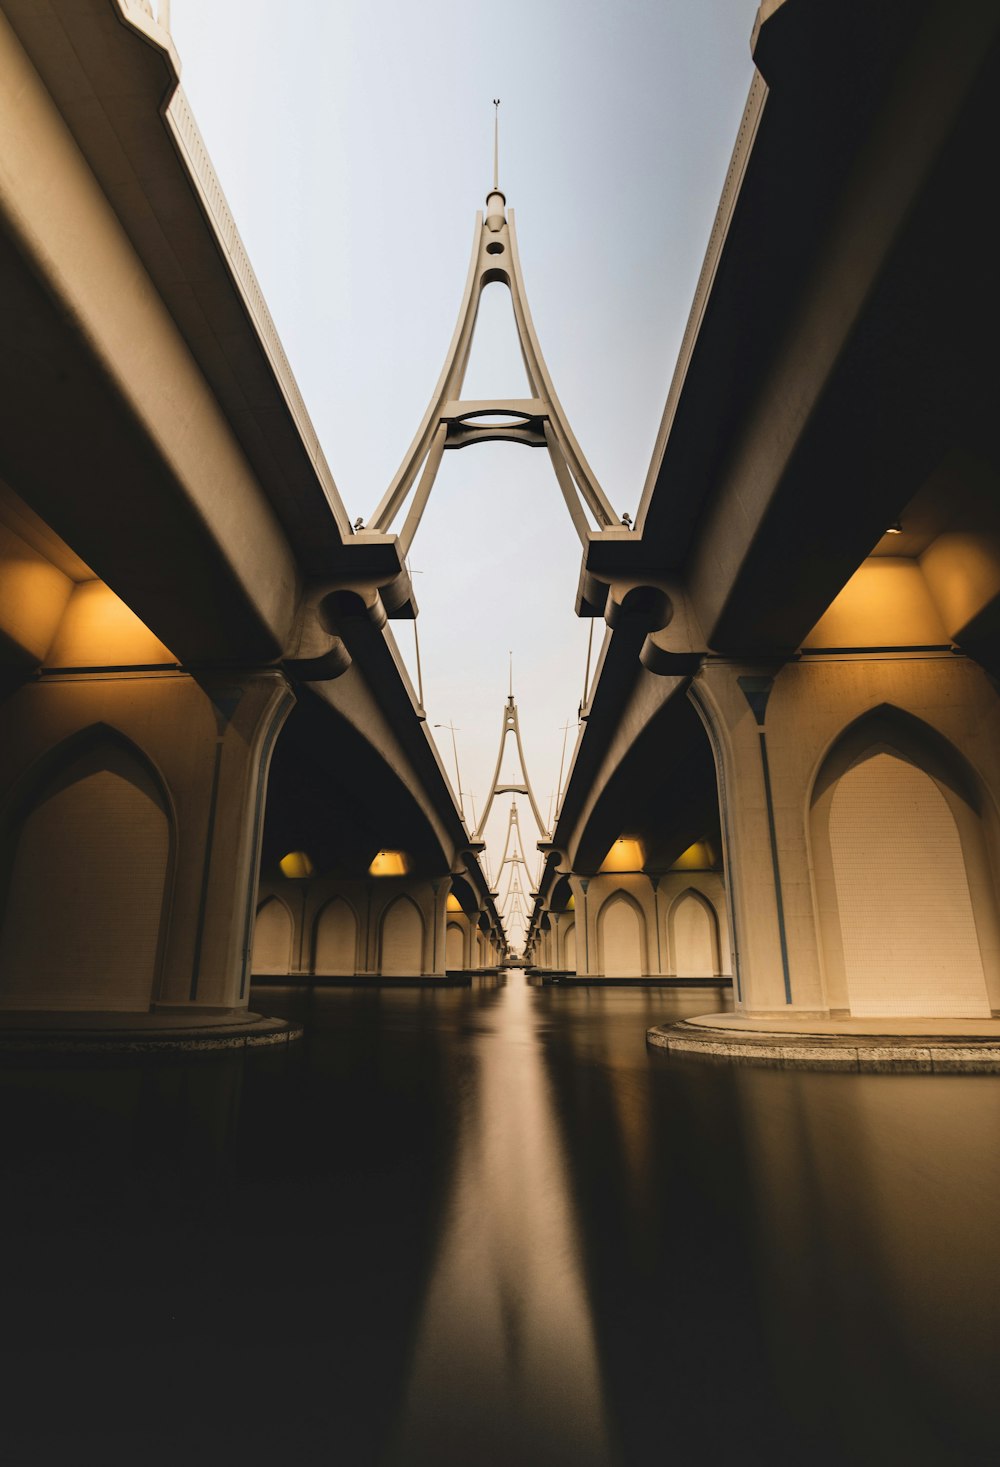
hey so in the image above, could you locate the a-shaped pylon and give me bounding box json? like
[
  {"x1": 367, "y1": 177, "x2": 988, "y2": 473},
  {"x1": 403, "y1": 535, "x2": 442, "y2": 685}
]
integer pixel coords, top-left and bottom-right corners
[
  {"x1": 364, "y1": 150, "x2": 619, "y2": 555},
  {"x1": 473, "y1": 687, "x2": 546, "y2": 951},
  {"x1": 496, "y1": 809, "x2": 533, "y2": 903},
  {"x1": 475, "y1": 694, "x2": 547, "y2": 841},
  {"x1": 502, "y1": 875, "x2": 529, "y2": 931}
]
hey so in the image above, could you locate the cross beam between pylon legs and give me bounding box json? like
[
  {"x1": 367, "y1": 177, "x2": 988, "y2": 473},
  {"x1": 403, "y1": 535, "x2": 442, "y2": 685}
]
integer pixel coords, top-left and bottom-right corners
[{"x1": 365, "y1": 180, "x2": 619, "y2": 552}]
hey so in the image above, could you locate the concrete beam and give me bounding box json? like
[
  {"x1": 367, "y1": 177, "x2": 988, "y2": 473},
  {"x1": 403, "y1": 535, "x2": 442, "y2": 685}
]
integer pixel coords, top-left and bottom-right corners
[
  {"x1": 608, "y1": 0, "x2": 1000, "y2": 656},
  {"x1": 0, "y1": 8, "x2": 299, "y2": 662},
  {"x1": 4, "y1": 0, "x2": 356, "y2": 569}
]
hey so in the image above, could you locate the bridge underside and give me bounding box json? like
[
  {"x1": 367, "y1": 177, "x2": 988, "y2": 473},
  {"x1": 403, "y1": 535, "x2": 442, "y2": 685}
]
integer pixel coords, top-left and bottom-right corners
[
  {"x1": 529, "y1": 0, "x2": 1000, "y2": 1033},
  {"x1": 0, "y1": 2, "x2": 498, "y2": 1038}
]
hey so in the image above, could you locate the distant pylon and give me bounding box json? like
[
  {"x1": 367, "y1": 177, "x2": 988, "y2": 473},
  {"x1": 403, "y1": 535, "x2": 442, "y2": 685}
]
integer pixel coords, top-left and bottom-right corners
[
  {"x1": 475, "y1": 693, "x2": 547, "y2": 840},
  {"x1": 364, "y1": 129, "x2": 619, "y2": 554},
  {"x1": 497, "y1": 822, "x2": 532, "y2": 907},
  {"x1": 496, "y1": 799, "x2": 529, "y2": 871}
]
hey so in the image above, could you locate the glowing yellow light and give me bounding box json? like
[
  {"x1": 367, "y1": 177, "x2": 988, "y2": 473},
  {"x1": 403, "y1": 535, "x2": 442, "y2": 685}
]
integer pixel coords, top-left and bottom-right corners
[
  {"x1": 566, "y1": 894, "x2": 575, "y2": 911},
  {"x1": 368, "y1": 849, "x2": 409, "y2": 877},
  {"x1": 670, "y1": 841, "x2": 716, "y2": 871},
  {"x1": 599, "y1": 837, "x2": 645, "y2": 872},
  {"x1": 46, "y1": 578, "x2": 175, "y2": 667},
  {"x1": 446, "y1": 892, "x2": 463, "y2": 911},
  {"x1": 279, "y1": 850, "x2": 314, "y2": 879}
]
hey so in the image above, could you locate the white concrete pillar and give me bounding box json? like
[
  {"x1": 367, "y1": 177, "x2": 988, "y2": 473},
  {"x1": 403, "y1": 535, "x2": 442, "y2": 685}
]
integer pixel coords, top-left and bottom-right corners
[
  {"x1": 692, "y1": 661, "x2": 810, "y2": 1013},
  {"x1": 0, "y1": 668, "x2": 293, "y2": 1018}
]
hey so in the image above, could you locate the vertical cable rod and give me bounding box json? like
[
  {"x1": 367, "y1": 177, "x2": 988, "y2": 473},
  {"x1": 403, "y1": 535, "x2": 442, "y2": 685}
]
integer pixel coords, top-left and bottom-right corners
[{"x1": 493, "y1": 99, "x2": 500, "y2": 190}]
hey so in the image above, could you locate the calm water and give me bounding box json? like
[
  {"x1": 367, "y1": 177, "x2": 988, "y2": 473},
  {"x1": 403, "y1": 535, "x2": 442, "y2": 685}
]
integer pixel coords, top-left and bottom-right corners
[{"x1": 1, "y1": 974, "x2": 997, "y2": 1465}]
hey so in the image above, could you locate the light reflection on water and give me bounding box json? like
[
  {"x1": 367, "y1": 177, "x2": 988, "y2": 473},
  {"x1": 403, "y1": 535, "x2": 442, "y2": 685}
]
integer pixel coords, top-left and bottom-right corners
[
  {"x1": 0, "y1": 974, "x2": 996, "y2": 1465},
  {"x1": 386, "y1": 976, "x2": 612, "y2": 1466}
]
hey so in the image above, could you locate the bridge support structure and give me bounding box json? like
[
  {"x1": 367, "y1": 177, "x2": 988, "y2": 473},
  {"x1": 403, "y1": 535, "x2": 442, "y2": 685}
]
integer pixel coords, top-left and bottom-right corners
[
  {"x1": 251, "y1": 871, "x2": 501, "y2": 981},
  {"x1": 693, "y1": 651, "x2": 1000, "y2": 1020},
  {"x1": 0, "y1": 0, "x2": 505, "y2": 1040},
  {"x1": 529, "y1": 868, "x2": 730, "y2": 985},
  {"x1": 532, "y1": 644, "x2": 1000, "y2": 1015},
  {"x1": 529, "y1": 0, "x2": 1000, "y2": 1053},
  {"x1": 0, "y1": 659, "x2": 295, "y2": 1042}
]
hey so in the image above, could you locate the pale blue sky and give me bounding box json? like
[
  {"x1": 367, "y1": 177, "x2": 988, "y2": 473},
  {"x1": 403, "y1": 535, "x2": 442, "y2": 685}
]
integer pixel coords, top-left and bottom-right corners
[{"x1": 170, "y1": 0, "x2": 760, "y2": 932}]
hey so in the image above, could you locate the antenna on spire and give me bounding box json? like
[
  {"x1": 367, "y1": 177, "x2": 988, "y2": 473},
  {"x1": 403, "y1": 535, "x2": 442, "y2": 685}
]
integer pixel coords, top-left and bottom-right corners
[
  {"x1": 508, "y1": 649, "x2": 513, "y2": 699},
  {"x1": 493, "y1": 99, "x2": 500, "y2": 191}
]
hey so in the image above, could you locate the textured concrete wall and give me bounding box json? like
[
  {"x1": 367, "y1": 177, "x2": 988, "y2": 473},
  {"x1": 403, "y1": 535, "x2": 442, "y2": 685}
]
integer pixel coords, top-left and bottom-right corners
[
  {"x1": 533, "y1": 871, "x2": 728, "y2": 980},
  {"x1": 252, "y1": 873, "x2": 494, "y2": 978},
  {"x1": 695, "y1": 653, "x2": 1000, "y2": 1016},
  {"x1": 0, "y1": 668, "x2": 292, "y2": 1016}
]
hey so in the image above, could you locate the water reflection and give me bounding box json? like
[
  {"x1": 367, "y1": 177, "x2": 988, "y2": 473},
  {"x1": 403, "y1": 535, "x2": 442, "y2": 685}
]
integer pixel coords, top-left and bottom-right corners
[
  {"x1": 734, "y1": 1067, "x2": 1000, "y2": 1461},
  {"x1": 0, "y1": 976, "x2": 996, "y2": 1464},
  {"x1": 387, "y1": 976, "x2": 612, "y2": 1466}
]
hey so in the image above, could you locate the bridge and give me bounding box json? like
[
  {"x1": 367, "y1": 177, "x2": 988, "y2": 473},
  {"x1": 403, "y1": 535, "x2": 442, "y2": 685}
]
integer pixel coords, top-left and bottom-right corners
[
  {"x1": 0, "y1": 0, "x2": 503, "y2": 1044},
  {"x1": 1, "y1": 0, "x2": 999, "y2": 1053},
  {"x1": 526, "y1": 0, "x2": 1000, "y2": 1037}
]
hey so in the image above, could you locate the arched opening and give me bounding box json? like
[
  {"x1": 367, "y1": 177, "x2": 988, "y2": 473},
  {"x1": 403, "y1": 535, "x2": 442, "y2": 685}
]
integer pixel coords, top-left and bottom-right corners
[
  {"x1": 562, "y1": 920, "x2": 576, "y2": 973},
  {"x1": 445, "y1": 921, "x2": 465, "y2": 971},
  {"x1": 459, "y1": 279, "x2": 531, "y2": 400},
  {"x1": 252, "y1": 897, "x2": 293, "y2": 976},
  {"x1": 598, "y1": 892, "x2": 645, "y2": 978},
  {"x1": 549, "y1": 874, "x2": 573, "y2": 913},
  {"x1": 669, "y1": 889, "x2": 720, "y2": 977},
  {"x1": 380, "y1": 895, "x2": 424, "y2": 976},
  {"x1": 811, "y1": 709, "x2": 996, "y2": 1017},
  {"x1": 0, "y1": 729, "x2": 171, "y2": 1011},
  {"x1": 313, "y1": 896, "x2": 358, "y2": 976}
]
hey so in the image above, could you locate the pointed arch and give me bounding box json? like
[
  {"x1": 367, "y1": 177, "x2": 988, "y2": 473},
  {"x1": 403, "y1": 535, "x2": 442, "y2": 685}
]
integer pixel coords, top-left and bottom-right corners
[
  {"x1": 809, "y1": 705, "x2": 998, "y2": 1016},
  {"x1": 313, "y1": 895, "x2": 358, "y2": 977},
  {"x1": 596, "y1": 889, "x2": 647, "y2": 978},
  {"x1": 810, "y1": 703, "x2": 986, "y2": 814},
  {"x1": 379, "y1": 894, "x2": 425, "y2": 977},
  {"x1": 550, "y1": 874, "x2": 574, "y2": 913},
  {"x1": 668, "y1": 887, "x2": 721, "y2": 978},
  {"x1": 445, "y1": 921, "x2": 465, "y2": 972},
  {"x1": 0, "y1": 724, "x2": 173, "y2": 1011},
  {"x1": 252, "y1": 895, "x2": 293, "y2": 976},
  {"x1": 562, "y1": 919, "x2": 577, "y2": 974}
]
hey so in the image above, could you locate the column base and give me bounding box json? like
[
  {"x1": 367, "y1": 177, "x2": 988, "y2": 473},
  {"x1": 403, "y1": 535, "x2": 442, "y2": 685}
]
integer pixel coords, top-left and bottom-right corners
[
  {"x1": 0, "y1": 1007, "x2": 302, "y2": 1053},
  {"x1": 647, "y1": 1013, "x2": 1000, "y2": 1071},
  {"x1": 250, "y1": 972, "x2": 473, "y2": 987},
  {"x1": 533, "y1": 971, "x2": 732, "y2": 987}
]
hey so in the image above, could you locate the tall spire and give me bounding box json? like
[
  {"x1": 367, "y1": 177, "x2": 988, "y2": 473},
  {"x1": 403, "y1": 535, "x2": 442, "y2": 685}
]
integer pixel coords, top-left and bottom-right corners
[{"x1": 493, "y1": 99, "x2": 500, "y2": 192}]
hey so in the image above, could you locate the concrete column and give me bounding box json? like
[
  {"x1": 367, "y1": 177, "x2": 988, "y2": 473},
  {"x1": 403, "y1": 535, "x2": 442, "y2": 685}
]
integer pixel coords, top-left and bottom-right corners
[
  {"x1": 693, "y1": 652, "x2": 1000, "y2": 1016},
  {"x1": 691, "y1": 661, "x2": 807, "y2": 1013},
  {"x1": 649, "y1": 876, "x2": 664, "y2": 975},
  {"x1": 428, "y1": 879, "x2": 450, "y2": 978},
  {"x1": 0, "y1": 667, "x2": 294, "y2": 1021},
  {"x1": 570, "y1": 875, "x2": 594, "y2": 977}
]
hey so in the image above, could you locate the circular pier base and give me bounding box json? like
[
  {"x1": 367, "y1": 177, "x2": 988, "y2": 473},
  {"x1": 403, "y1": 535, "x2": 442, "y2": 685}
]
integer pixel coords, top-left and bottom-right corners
[
  {"x1": 0, "y1": 1008, "x2": 303, "y2": 1054},
  {"x1": 647, "y1": 1013, "x2": 1000, "y2": 1072}
]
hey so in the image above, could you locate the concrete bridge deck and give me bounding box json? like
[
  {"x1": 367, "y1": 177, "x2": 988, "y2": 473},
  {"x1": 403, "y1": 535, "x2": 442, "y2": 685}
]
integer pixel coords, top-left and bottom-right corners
[
  {"x1": 0, "y1": 0, "x2": 503, "y2": 1037},
  {"x1": 527, "y1": 0, "x2": 1000, "y2": 1045}
]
